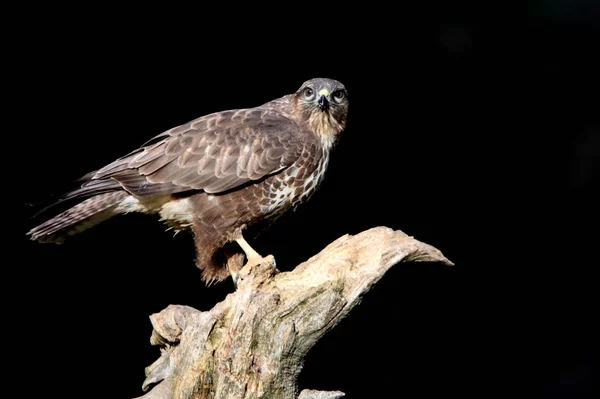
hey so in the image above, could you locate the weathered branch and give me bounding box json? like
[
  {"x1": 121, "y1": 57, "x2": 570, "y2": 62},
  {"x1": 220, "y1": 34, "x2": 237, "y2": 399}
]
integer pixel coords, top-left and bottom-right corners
[{"x1": 134, "y1": 226, "x2": 453, "y2": 399}]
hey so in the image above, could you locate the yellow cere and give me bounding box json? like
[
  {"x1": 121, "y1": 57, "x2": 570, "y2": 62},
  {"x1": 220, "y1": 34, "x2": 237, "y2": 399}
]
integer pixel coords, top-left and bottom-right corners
[{"x1": 318, "y1": 89, "x2": 330, "y2": 97}]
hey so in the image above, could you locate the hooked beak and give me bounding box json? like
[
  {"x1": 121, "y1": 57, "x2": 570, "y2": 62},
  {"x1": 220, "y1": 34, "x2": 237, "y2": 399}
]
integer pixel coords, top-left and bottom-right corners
[{"x1": 318, "y1": 95, "x2": 329, "y2": 111}]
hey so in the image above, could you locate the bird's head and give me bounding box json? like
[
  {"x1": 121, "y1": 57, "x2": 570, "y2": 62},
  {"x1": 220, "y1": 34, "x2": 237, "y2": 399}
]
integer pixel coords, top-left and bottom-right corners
[{"x1": 294, "y1": 78, "x2": 348, "y2": 148}]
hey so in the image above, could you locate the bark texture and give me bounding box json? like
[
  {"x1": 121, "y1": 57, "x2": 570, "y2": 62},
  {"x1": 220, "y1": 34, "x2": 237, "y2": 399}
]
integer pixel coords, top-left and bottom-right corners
[{"x1": 135, "y1": 226, "x2": 453, "y2": 399}]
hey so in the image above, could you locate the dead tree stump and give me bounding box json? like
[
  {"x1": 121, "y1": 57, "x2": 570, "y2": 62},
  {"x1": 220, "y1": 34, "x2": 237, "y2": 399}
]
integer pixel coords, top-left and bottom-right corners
[{"x1": 135, "y1": 226, "x2": 453, "y2": 399}]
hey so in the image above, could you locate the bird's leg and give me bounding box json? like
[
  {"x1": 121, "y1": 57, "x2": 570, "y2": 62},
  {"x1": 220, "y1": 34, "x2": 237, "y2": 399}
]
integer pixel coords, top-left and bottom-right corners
[
  {"x1": 235, "y1": 235, "x2": 264, "y2": 266},
  {"x1": 226, "y1": 227, "x2": 266, "y2": 287}
]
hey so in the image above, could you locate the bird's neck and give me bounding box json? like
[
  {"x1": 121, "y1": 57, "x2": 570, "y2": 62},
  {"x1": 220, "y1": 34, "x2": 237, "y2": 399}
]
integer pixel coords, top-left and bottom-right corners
[
  {"x1": 271, "y1": 95, "x2": 344, "y2": 150},
  {"x1": 307, "y1": 111, "x2": 344, "y2": 150}
]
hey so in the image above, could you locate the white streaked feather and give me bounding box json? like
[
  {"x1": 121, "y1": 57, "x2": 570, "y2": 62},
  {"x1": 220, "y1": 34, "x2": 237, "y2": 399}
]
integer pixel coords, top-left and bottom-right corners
[
  {"x1": 159, "y1": 197, "x2": 194, "y2": 229},
  {"x1": 115, "y1": 195, "x2": 194, "y2": 231},
  {"x1": 115, "y1": 195, "x2": 172, "y2": 214}
]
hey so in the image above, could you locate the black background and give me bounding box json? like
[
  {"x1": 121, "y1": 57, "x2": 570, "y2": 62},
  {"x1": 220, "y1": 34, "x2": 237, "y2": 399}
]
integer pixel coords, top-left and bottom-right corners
[{"x1": 15, "y1": 2, "x2": 597, "y2": 397}]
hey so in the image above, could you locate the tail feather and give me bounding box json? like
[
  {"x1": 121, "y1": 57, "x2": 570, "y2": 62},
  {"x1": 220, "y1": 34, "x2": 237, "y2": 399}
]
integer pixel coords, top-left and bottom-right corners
[
  {"x1": 31, "y1": 175, "x2": 124, "y2": 220},
  {"x1": 28, "y1": 191, "x2": 129, "y2": 243}
]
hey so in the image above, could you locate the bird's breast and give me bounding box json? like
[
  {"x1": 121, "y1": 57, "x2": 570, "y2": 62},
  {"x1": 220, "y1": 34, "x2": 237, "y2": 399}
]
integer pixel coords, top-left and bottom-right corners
[{"x1": 262, "y1": 146, "x2": 330, "y2": 214}]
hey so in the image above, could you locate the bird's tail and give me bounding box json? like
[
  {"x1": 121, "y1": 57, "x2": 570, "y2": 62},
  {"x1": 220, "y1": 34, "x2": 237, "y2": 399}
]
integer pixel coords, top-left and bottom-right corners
[{"x1": 27, "y1": 191, "x2": 129, "y2": 243}]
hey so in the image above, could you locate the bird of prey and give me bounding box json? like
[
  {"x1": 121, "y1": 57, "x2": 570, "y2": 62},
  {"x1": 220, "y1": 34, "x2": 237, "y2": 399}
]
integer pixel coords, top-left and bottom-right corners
[{"x1": 28, "y1": 78, "x2": 349, "y2": 284}]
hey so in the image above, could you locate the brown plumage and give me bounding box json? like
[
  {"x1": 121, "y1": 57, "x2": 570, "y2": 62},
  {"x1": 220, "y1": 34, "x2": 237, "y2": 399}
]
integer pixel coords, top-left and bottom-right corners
[{"x1": 28, "y1": 78, "x2": 349, "y2": 284}]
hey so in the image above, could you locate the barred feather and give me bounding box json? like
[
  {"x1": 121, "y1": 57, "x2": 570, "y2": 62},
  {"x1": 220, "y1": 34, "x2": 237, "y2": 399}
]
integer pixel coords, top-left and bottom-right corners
[{"x1": 28, "y1": 191, "x2": 128, "y2": 243}]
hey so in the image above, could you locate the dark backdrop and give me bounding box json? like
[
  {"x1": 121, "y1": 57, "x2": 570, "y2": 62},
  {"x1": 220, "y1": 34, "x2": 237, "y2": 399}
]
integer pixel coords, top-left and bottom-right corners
[{"x1": 16, "y1": 3, "x2": 597, "y2": 397}]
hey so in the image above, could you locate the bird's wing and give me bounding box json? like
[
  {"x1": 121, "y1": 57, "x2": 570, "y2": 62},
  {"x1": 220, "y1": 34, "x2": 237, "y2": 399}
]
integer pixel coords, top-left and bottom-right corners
[{"x1": 91, "y1": 108, "x2": 305, "y2": 197}]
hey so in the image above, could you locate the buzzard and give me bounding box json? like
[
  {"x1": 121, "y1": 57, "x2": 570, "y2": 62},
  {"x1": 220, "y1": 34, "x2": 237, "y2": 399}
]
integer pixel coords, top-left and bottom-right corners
[{"x1": 28, "y1": 78, "x2": 349, "y2": 284}]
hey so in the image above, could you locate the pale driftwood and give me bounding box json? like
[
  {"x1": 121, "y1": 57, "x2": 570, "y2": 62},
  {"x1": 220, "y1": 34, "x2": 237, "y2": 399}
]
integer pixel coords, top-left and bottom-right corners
[{"x1": 135, "y1": 226, "x2": 453, "y2": 399}]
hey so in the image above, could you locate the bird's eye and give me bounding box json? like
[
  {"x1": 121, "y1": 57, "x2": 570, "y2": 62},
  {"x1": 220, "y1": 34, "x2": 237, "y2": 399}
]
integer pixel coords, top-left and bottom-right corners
[
  {"x1": 304, "y1": 87, "x2": 314, "y2": 99},
  {"x1": 332, "y1": 90, "x2": 345, "y2": 103}
]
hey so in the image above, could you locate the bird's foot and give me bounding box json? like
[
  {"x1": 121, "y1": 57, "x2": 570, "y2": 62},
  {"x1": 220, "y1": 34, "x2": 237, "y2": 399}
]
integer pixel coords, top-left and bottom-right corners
[
  {"x1": 226, "y1": 253, "x2": 245, "y2": 288},
  {"x1": 230, "y1": 233, "x2": 277, "y2": 287},
  {"x1": 235, "y1": 255, "x2": 277, "y2": 288},
  {"x1": 245, "y1": 253, "x2": 267, "y2": 268},
  {"x1": 227, "y1": 252, "x2": 274, "y2": 288}
]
